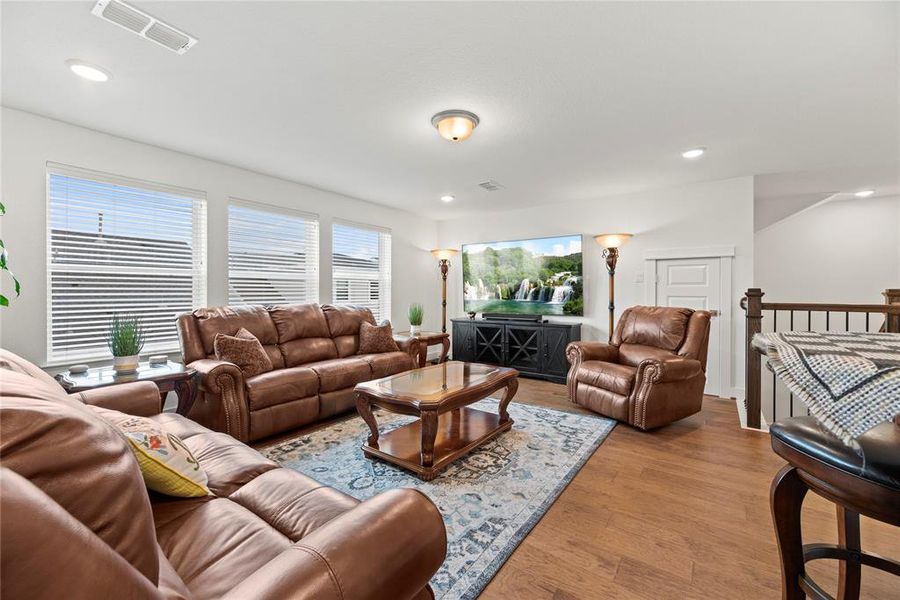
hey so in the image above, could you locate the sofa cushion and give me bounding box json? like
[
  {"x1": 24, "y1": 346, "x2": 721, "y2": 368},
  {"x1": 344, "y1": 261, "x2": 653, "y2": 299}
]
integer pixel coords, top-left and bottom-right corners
[
  {"x1": 618, "y1": 343, "x2": 677, "y2": 368},
  {"x1": 245, "y1": 367, "x2": 320, "y2": 411},
  {"x1": 358, "y1": 321, "x2": 400, "y2": 354},
  {"x1": 229, "y1": 468, "x2": 359, "y2": 540},
  {"x1": 576, "y1": 361, "x2": 636, "y2": 396},
  {"x1": 279, "y1": 337, "x2": 339, "y2": 368},
  {"x1": 269, "y1": 303, "x2": 331, "y2": 341},
  {"x1": 192, "y1": 305, "x2": 285, "y2": 370},
  {"x1": 0, "y1": 367, "x2": 160, "y2": 583},
  {"x1": 357, "y1": 352, "x2": 414, "y2": 379},
  {"x1": 95, "y1": 407, "x2": 210, "y2": 498},
  {"x1": 214, "y1": 328, "x2": 274, "y2": 379},
  {"x1": 154, "y1": 497, "x2": 290, "y2": 599},
  {"x1": 305, "y1": 357, "x2": 373, "y2": 392},
  {"x1": 322, "y1": 304, "x2": 376, "y2": 357},
  {"x1": 180, "y1": 431, "x2": 280, "y2": 497},
  {"x1": 613, "y1": 306, "x2": 693, "y2": 352}
]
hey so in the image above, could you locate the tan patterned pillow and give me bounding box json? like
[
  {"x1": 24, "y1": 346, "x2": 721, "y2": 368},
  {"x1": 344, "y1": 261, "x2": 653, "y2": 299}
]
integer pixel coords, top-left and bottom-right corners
[
  {"x1": 214, "y1": 327, "x2": 273, "y2": 378},
  {"x1": 358, "y1": 320, "x2": 400, "y2": 354}
]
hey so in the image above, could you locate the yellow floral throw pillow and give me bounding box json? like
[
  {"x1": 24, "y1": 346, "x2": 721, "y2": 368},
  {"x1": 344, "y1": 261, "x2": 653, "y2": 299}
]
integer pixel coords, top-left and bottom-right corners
[{"x1": 95, "y1": 408, "x2": 210, "y2": 497}]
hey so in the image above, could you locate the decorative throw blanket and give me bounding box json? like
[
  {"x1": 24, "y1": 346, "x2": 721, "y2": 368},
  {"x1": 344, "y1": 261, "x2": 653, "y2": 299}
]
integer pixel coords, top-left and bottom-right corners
[{"x1": 753, "y1": 331, "x2": 900, "y2": 444}]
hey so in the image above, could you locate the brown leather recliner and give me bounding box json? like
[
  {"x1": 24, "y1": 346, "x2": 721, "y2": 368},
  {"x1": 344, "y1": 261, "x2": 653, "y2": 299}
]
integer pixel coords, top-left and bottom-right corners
[
  {"x1": 565, "y1": 306, "x2": 711, "y2": 430},
  {"x1": 0, "y1": 349, "x2": 446, "y2": 600},
  {"x1": 176, "y1": 303, "x2": 421, "y2": 442}
]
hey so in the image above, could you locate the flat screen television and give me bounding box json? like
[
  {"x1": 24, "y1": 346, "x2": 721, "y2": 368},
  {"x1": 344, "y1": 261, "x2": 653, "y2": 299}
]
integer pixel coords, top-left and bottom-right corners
[{"x1": 462, "y1": 234, "x2": 583, "y2": 316}]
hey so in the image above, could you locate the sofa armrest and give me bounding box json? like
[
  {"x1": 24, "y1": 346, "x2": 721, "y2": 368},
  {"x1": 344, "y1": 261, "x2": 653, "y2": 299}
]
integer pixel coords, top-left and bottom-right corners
[
  {"x1": 72, "y1": 381, "x2": 161, "y2": 417},
  {"x1": 565, "y1": 341, "x2": 619, "y2": 365},
  {"x1": 221, "y1": 488, "x2": 446, "y2": 600},
  {"x1": 189, "y1": 359, "x2": 249, "y2": 441},
  {"x1": 394, "y1": 336, "x2": 422, "y2": 366},
  {"x1": 636, "y1": 357, "x2": 703, "y2": 384},
  {"x1": 565, "y1": 341, "x2": 619, "y2": 400}
]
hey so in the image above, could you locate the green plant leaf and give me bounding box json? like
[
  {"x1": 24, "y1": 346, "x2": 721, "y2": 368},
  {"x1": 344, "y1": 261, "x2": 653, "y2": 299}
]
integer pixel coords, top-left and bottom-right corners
[
  {"x1": 0, "y1": 295, "x2": 8, "y2": 307},
  {"x1": 0, "y1": 201, "x2": 5, "y2": 215}
]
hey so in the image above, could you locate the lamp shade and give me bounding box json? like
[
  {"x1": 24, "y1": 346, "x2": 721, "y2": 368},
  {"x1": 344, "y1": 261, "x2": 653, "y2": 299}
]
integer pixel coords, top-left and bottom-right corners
[
  {"x1": 594, "y1": 233, "x2": 633, "y2": 249},
  {"x1": 431, "y1": 248, "x2": 459, "y2": 260}
]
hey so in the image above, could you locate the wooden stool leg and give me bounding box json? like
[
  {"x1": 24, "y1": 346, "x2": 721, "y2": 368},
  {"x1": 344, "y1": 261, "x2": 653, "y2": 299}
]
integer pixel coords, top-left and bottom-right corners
[
  {"x1": 771, "y1": 465, "x2": 808, "y2": 600},
  {"x1": 837, "y1": 506, "x2": 861, "y2": 600}
]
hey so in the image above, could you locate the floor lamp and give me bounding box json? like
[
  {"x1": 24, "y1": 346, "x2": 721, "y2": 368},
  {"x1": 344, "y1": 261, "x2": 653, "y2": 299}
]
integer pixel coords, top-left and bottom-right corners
[
  {"x1": 594, "y1": 233, "x2": 633, "y2": 341},
  {"x1": 430, "y1": 248, "x2": 458, "y2": 333}
]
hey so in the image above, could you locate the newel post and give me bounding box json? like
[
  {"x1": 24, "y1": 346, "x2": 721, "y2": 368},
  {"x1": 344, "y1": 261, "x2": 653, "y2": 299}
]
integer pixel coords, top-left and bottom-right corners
[
  {"x1": 883, "y1": 289, "x2": 900, "y2": 333},
  {"x1": 744, "y1": 288, "x2": 764, "y2": 429}
]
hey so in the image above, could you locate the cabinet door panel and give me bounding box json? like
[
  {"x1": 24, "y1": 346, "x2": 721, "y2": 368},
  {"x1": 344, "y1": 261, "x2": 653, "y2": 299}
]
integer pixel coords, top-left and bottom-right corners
[
  {"x1": 506, "y1": 326, "x2": 542, "y2": 373},
  {"x1": 452, "y1": 322, "x2": 475, "y2": 361},
  {"x1": 474, "y1": 324, "x2": 505, "y2": 364},
  {"x1": 543, "y1": 327, "x2": 571, "y2": 377}
]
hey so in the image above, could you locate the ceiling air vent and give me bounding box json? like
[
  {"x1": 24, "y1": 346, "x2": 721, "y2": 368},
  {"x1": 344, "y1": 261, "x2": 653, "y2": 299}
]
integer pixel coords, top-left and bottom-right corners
[
  {"x1": 92, "y1": 0, "x2": 198, "y2": 54},
  {"x1": 478, "y1": 180, "x2": 504, "y2": 192}
]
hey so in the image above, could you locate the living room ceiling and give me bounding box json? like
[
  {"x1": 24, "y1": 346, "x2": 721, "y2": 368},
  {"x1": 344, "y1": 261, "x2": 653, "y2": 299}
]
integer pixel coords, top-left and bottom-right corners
[{"x1": 2, "y1": 1, "x2": 897, "y2": 219}]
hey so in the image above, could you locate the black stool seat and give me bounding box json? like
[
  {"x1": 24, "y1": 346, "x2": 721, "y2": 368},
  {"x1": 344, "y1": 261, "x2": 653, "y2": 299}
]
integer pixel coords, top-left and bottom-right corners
[
  {"x1": 769, "y1": 416, "x2": 900, "y2": 600},
  {"x1": 770, "y1": 417, "x2": 900, "y2": 491}
]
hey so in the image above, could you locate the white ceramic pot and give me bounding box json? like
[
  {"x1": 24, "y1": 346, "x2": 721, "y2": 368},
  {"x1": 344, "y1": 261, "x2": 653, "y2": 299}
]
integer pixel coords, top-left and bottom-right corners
[
  {"x1": 409, "y1": 325, "x2": 422, "y2": 336},
  {"x1": 113, "y1": 354, "x2": 140, "y2": 374}
]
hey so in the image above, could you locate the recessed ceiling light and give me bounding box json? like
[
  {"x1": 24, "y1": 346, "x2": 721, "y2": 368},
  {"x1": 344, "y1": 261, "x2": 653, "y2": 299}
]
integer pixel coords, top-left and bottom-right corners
[
  {"x1": 681, "y1": 147, "x2": 706, "y2": 159},
  {"x1": 65, "y1": 59, "x2": 111, "y2": 82},
  {"x1": 854, "y1": 190, "x2": 875, "y2": 198},
  {"x1": 431, "y1": 110, "x2": 479, "y2": 142},
  {"x1": 440, "y1": 195, "x2": 455, "y2": 203}
]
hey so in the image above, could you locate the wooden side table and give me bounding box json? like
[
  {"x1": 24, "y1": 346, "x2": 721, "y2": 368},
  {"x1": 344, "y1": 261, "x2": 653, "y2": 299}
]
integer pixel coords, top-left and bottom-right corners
[
  {"x1": 393, "y1": 331, "x2": 450, "y2": 368},
  {"x1": 55, "y1": 360, "x2": 198, "y2": 416}
]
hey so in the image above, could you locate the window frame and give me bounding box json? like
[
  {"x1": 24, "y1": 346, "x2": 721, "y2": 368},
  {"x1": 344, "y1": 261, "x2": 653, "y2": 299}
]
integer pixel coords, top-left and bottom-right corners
[{"x1": 44, "y1": 162, "x2": 207, "y2": 365}]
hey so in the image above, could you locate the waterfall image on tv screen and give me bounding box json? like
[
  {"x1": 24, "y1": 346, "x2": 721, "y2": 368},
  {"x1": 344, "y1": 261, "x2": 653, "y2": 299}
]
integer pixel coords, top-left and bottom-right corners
[{"x1": 462, "y1": 234, "x2": 583, "y2": 316}]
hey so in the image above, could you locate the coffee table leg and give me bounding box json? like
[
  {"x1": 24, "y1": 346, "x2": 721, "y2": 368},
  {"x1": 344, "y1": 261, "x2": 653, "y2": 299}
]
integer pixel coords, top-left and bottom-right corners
[
  {"x1": 420, "y1": 409, "x2": 439, "y2": 467},
  {"x1": 439, "y1": 337, "x2": 450, "y2": 363},
  {"x1": 356, "y1": 396, "x2": 380, "y2": 448},
  {"x1": 498, "y1": 378, "x2": 518, "y2": 423}
]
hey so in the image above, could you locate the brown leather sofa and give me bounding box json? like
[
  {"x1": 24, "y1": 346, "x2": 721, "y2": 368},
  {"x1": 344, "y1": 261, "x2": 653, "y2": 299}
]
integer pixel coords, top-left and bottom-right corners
[
  {"x1": 565, "y1": 305, "x2": 711, "y2": 430},
  {"x1": 0, "y1": 349, "x2": 446, "y2": 600},
  {"x1": 176, "y1": 303, "x2": 420, "y2": 442}
]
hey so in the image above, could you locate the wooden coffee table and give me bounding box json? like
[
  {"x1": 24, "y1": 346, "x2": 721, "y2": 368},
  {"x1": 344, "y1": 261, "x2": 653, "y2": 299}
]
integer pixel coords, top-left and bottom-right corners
[{"x1": 354, "y1": 361, "x2": 519, "y2": 481}]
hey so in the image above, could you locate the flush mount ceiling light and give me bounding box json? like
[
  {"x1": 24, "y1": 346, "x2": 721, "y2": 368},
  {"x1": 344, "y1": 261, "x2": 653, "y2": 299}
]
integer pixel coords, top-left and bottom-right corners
[
  {"x1": 440, "y1": 195, "x2": 455, "y2": 203},
  {"x1": 65, "y1": 59, "x2": 112, "y2": 82},
  {"x1": 854, "y1": 190, "x2": 875, "y2": 198},
  {"x1": 431, "y1": 110, "x2": 480, "y2": 142},
  {"x1": 681, "y1": 147, "x2": 706, "y2": 159}
]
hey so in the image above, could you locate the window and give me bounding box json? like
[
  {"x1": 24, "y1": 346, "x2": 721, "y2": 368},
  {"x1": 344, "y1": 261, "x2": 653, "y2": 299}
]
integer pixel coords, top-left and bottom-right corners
[
  {"x1": 227, "y1": 200, "x2": 319, "y2": 306},
  {"x1": 47, "y1": 164, "x2": 206, "y2": 362},
  {"x1": 332, "y1": 221, "x2": 391, "y2": 321}
]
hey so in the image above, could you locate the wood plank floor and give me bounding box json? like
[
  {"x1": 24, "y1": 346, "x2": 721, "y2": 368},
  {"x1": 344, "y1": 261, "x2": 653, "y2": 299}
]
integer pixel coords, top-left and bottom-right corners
[{"x1": 480, "y1": 378, "x2": 899, "y2": 599}]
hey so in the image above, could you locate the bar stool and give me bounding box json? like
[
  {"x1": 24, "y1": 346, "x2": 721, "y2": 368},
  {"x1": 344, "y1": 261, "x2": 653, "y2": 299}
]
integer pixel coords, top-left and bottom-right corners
[{"x1": 769, "y1": 416, "x2": 900, "y2": 599}]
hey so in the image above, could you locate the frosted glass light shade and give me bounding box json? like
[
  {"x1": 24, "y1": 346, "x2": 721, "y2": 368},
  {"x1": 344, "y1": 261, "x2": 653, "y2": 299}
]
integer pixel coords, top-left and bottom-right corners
[
  {"x1": 594, "y1": 233, "x2": 633, "y2": 249},
  {"x1": 431, "y1": 110, "x2": 479, "y2": 142},
  {"x1": 431, "y1": 248, "x2": 459, "y2": 260}
]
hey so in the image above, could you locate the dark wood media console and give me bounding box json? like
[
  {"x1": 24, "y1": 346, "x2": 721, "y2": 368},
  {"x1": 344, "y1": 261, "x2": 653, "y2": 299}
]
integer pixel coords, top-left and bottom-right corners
[{"x1": 451, "y1": 317, "x2": 581, "y2": 384}]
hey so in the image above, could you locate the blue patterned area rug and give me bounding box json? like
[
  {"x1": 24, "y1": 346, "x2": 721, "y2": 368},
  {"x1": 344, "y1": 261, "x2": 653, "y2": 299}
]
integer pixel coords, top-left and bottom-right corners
[{"x1": 262, "y1": 398, "x2": 615, "y2": 600}]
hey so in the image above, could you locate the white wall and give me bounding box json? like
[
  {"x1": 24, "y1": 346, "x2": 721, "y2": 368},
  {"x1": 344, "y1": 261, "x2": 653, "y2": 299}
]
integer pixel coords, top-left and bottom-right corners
[
  {"x1": 0, "y1": 108, "x2": 440, "y2": 366},
  {"x1": 437, "y1": 176, "x2": 755, "y2": 396},
  {"x1": 755, "y1": 195, "x2": 900, "y2": 303}
]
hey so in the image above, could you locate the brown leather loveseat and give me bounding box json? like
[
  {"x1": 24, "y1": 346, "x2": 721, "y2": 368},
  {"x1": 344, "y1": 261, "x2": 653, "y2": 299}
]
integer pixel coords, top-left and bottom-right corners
[
  {"x1": 566, "y1": 305, "x2": 711, "y2": 430},
  {"x1": 177, "y1": 303, "x2": 420, "y2": 442},
  {"x1": 0, "y1": 349, "x2": 446, "y2": 600}
]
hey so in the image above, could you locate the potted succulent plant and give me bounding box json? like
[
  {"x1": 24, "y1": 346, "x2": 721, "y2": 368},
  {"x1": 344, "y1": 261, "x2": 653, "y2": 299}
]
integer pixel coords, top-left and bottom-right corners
[
  {"x1": 408, "y1": 303, "x2": 424, "y2": 335},
  {"x1": 107, "y1": 313, "x2": 145, "y2": 374}
]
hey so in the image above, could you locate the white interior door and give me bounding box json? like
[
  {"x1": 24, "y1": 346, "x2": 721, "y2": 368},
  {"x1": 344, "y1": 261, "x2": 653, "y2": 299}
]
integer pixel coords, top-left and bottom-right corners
[{"x1": 655, "y1": 258, "x2": 722, "y2": 396}]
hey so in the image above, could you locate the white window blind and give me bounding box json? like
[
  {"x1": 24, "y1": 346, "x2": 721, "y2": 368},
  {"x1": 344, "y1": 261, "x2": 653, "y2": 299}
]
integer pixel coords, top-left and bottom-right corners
[
  {"x1": 228, "y1": 200, "x2": 319, "y2": 306},
  {"x1": 47, "y1": 164, "x2": 207, "y2": 362},
  {"x1": 332, "y1": 221, "x2": 391, "y2": 322}
]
